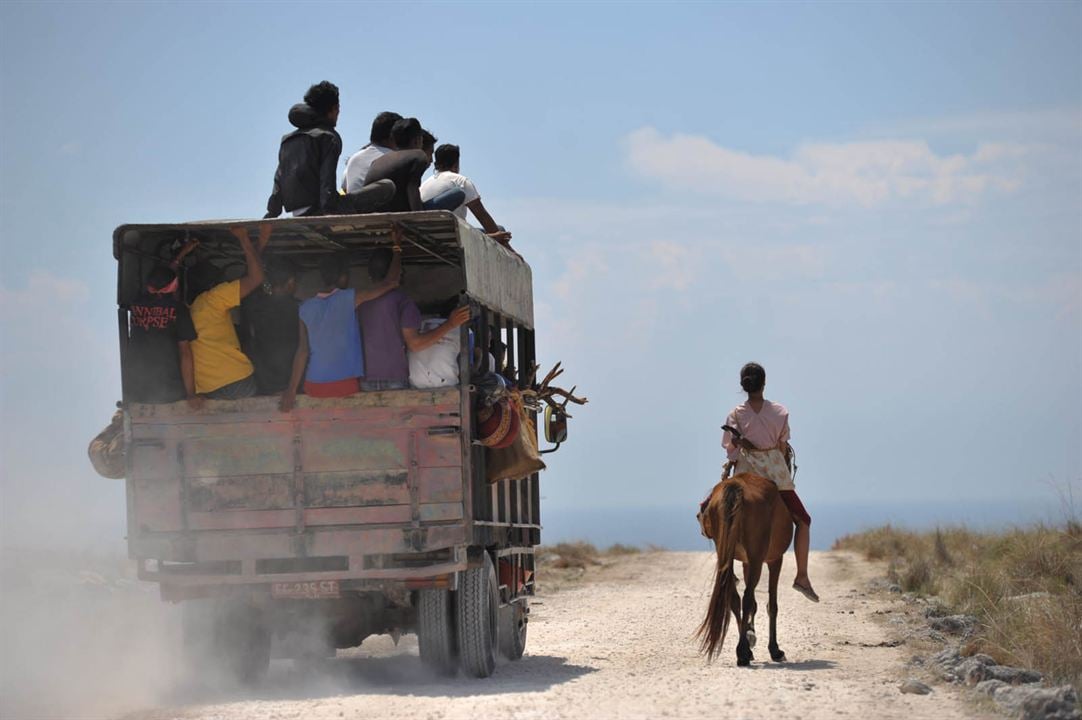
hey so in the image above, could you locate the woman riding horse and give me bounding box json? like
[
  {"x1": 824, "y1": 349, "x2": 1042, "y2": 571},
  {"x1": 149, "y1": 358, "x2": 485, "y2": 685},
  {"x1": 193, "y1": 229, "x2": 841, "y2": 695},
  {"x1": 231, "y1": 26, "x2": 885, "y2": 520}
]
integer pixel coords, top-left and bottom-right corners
[{"x1": 722, "y1": 362, "x2": 818, "y2": 602}]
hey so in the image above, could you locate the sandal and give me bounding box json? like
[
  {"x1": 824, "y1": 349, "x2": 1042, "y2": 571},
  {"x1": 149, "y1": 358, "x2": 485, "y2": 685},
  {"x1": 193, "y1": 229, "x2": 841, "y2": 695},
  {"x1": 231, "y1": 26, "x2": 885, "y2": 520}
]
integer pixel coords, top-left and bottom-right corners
[{"x1": 793, "y1": 579, "x2": 820, "y2": 603}]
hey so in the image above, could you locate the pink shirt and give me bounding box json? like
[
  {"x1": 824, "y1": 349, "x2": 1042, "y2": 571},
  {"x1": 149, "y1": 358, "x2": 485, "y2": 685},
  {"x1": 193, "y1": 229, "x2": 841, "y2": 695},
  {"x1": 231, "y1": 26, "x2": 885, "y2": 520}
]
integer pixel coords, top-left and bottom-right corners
[{"x1": 723, "y1": 400, "x2": 791, "y2": 461}]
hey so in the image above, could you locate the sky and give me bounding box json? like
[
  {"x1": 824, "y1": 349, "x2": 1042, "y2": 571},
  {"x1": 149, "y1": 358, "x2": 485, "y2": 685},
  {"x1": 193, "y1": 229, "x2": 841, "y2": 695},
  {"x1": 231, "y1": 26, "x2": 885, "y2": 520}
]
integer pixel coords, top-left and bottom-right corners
[{"x1": 0, "y1": 1, "x2": 1079, "y2": 551}]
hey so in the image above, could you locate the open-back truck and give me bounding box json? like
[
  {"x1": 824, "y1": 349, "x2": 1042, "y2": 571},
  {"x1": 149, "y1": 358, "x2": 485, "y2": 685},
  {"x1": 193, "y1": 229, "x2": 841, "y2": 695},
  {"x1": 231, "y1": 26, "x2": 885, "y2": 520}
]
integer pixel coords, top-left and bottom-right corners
[{"x1": 112, "y1": 213, "x2": 564, "y2": 681}]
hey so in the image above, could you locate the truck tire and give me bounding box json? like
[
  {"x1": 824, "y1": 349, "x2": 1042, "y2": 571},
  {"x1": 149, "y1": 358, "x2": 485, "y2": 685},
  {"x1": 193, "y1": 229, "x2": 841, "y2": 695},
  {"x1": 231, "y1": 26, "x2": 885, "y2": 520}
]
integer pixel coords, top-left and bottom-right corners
[
  {"x1": 417, "y1": 588, "x2": 457, "y2": 676},
  {"x1": 499, "y1": 599, "x2": 528, "y2": 661},
  {"x1": 180, "y1": 599, "x2": 216, "y2": 683},
  {"x1": 456, "y1": 553, "x2": 499, "y2": 678},
  {"x1": 215, "y1": 600, "x2": 271, "y2": 686}
]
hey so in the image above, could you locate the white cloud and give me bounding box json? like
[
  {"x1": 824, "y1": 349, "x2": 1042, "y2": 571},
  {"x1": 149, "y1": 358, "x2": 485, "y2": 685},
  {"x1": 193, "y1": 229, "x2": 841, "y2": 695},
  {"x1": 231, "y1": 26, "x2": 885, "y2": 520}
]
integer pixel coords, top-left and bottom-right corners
[
  {"x1": 625, "y1": 127, "x2": 1028, "y2": 208},
  {"x1": 645, "y1": 240, "x2": 696, "y2": 292}
]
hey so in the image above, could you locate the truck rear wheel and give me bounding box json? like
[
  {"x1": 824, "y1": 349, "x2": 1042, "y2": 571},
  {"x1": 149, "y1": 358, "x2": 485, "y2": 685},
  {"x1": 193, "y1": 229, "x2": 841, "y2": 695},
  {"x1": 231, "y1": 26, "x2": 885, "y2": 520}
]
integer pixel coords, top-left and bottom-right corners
[
  {"x1": 214, "y1": 600, "x2": 271, "y2": 686},
  {"x1": 499, "y1": 599, "x2": 528, "y2": 660},
  {"x1": 456, "y1": 553, "x2": 499, "y2": 678},
  {"x1": 417, "y1": 588, "x2": 457, "y2": 676}
]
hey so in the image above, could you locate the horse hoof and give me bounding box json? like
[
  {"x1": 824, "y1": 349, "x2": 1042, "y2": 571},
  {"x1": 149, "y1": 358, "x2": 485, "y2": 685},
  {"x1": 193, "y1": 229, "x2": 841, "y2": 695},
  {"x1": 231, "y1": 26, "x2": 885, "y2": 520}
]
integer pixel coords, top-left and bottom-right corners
[
  {"x1": 746, "y1": 630, "x2": 757, "y2": 649},
  {"x1": 737, "y1": 657, "x2": 751, "y2": 667},
  {"x1": 771, "y1": 650, "x2": 787, "y2": 662}
]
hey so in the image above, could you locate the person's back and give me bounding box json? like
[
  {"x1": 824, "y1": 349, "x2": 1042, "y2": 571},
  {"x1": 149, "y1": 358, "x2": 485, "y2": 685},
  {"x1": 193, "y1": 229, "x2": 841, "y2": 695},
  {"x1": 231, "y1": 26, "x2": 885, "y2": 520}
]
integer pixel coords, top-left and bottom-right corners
[
  {"x1": 127, "y1": 275, "x2": 196, "y2": 403},
  {"x1": 357, "y1": 248, "x2": 470, "y2": 391},
  {"x1": 420, "y1": 169, "x2": 478, "y2": 221},
  {"x1": 243, "y1": 292, "x2": 299, "y2": 393},
  {"x1": 342, "y1": 111, "x2": 401, "y2": 193},
  {"x1": 364, "y1": 118, "x2": 429, "y2": 212},
  {"x1": 357, "y1": 288, "x2": 420, "y2": 389},
  {"x1": 299, "y1": 288, "x2": 363, "y2": 386},
  {"x1": 419, "y1": 144, "x2": 513, "y2": 246},
  {"x1": 266, "y1": 83, "x2": 343, "y2": 217},
  {"x1": 191, "y1": 279, "x2": 256, "y2": 395},
  {"x1": 189, "y1": 226, "x2": 268, "y2": 400},
  {"x1": 366, "y1": 151, "x2": 428, "y2": 212}
]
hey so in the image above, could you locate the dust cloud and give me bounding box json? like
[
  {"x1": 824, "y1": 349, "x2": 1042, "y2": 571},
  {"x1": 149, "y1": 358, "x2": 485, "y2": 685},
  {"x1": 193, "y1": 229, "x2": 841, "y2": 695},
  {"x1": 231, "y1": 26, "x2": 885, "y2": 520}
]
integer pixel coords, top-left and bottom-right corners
[{"x1": 0, "y1": 545, "x2": 180, "y2": 719}]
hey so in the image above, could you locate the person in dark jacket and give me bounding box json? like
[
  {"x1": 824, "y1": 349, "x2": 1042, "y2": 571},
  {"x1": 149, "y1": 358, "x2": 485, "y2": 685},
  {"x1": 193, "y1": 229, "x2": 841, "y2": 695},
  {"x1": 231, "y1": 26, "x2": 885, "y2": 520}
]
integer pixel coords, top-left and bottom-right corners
[{"x1": 265, "y1": 81, "x2": 394, "y2": 218}]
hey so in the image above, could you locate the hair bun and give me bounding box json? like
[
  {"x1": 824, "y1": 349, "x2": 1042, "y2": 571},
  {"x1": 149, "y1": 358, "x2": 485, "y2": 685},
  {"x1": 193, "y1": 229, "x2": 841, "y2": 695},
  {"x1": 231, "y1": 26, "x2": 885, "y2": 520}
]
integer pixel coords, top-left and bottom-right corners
[{"x1": 739, "y1": 362, "x2": 766, "y2": 393}]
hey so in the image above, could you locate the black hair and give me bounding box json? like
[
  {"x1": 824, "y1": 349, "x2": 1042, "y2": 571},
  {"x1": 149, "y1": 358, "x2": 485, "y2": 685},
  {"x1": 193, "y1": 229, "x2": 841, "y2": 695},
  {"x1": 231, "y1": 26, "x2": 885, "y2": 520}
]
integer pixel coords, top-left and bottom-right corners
[
  {"x1": 391, "y1": 117, "x2": 422, "y2": 148},
  {"x1": 304, "y1": 81, "x2": 340, "y2": 116},
  {"x1": 740, "y1": 362, "x2": 766, "y2": 394},
  {"x1": 368, "y1": 248, "x2": 393, "y2": 282},
  {"x1": 370, "y1": 111, "x2": 402, "y2": 144},
  {"x1": 146, "y1": 265, "x2": 176, "y2": 291},
  {"x1": 187, "y1": 260, "x2": 224, "y2": 300},
  {"x1": 421, "y1": 129, "x2": 437, "y2": 153},
  {"x1": 265, "y1": 256, "x2": 299, "y2": 289},
  {"x1": 434, "y1": 143, "x2": 460, "y2": 171},
  {"x1": 318, "y1": 253, "x2": 349, "y2": 287}
]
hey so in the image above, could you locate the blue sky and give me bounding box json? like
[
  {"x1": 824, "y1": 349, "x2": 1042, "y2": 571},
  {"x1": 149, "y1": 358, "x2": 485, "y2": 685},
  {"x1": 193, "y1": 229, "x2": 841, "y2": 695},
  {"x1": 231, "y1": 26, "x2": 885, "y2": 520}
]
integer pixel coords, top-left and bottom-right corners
[{"x1": 1, "y1": 1, "x2": 1079, "y2": 549}]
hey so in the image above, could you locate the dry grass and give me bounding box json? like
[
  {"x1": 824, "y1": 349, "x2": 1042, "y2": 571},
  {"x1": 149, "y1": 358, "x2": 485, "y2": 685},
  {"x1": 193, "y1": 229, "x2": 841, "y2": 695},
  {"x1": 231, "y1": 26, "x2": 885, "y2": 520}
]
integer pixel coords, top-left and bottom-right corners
[
  {"x1": 533, "y1": 542, "x2": 649, "y2": 594},
  {"x1": 834, "y1": 522, "x2": 1082, "y2": 691},
  {"x1": 538, "y1": 541, "x2": 644, "y2": 569}
]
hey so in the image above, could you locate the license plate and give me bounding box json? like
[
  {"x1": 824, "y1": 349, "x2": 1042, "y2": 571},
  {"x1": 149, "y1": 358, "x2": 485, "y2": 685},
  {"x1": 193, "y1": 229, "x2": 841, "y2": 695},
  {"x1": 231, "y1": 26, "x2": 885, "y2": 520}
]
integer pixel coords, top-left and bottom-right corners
[{"x1": 271, "y1": 580, "x2": 341, "y2": 599}]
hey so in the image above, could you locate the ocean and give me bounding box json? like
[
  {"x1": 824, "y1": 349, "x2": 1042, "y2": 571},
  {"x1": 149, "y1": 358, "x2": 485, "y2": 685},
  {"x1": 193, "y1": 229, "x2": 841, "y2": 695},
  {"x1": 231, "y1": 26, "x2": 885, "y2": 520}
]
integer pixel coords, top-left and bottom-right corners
[{"x1": 538, "y1": 498, "x2": 1069, "y2": 551}]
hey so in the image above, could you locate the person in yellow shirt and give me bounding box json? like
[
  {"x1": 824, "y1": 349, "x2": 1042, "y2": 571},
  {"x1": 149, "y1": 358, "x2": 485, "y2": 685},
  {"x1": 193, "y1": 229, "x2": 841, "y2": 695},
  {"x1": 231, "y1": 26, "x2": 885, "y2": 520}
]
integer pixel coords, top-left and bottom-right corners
[{"x1": 190, "y1": 225, "x2": 270, "y2": 399}]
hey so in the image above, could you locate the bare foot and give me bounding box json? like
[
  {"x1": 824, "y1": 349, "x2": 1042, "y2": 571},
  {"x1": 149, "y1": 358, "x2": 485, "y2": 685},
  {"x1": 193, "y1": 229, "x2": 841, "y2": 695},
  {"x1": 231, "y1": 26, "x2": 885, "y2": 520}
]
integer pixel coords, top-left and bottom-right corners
[{"x1": 793, "y1": 577, "x2": 820, "y2": 603}]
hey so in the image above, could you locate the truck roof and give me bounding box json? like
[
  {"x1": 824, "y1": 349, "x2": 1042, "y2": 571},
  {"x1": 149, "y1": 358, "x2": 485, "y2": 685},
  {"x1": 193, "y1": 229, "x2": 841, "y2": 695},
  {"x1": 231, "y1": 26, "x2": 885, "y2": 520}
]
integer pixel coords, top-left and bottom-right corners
[{"x1": 113, "y1": 211, "x2": 534, "y2": 328}]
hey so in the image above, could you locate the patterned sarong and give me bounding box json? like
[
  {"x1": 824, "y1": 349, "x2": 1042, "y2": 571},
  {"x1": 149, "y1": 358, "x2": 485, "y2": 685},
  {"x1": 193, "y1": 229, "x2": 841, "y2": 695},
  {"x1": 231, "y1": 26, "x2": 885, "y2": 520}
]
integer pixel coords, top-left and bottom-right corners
[{"x1": 735, "y1": 447, "x2": 794, "y2": 491}]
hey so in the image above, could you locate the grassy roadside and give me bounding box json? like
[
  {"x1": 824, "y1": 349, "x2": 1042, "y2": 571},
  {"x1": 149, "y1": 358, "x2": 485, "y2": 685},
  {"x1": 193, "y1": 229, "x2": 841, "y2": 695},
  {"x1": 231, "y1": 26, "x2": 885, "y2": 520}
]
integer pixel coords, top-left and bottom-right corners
[
  {"x1": 534, "y1": 542, "x2": 648, "y2": 593},
  {"x1": 833, "y1": 521, "x2": 1082, "y2": 692}
]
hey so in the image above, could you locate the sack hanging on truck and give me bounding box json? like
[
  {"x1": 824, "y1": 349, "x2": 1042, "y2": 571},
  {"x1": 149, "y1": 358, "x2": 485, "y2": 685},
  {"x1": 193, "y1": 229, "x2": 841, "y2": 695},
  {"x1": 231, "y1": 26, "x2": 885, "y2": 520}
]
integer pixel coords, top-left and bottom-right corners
[
  {"x1": 485, "y1": 391, "x2": 545, "y2": 483},
  {"x1": 88, "y1": 410, "x2": 126, "y2": 479}
]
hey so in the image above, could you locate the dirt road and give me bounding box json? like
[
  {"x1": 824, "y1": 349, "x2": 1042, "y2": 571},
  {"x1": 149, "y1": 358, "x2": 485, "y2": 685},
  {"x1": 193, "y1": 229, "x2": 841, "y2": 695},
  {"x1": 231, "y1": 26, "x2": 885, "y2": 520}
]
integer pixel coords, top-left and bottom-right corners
[{"x1": 123, "y1": 551, "x2": 989, "y2": 720}]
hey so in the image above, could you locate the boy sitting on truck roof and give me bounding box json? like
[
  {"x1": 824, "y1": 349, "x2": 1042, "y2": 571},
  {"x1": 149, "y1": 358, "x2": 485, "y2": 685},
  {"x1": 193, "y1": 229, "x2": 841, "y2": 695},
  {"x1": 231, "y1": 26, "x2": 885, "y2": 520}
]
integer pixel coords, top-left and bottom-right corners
[
  {"x1": 357, "y1": 248, "x2": 471, "y2": 391},
  {"x1": 342, "y1": 110, "x2": 402, "y2": 193},
  {"x1": 420, "y1": 144, "x2": 512, "y2": 246},
  {"x1": 363, "y1": 120, "x2": 464, "y2": 213},
  {"x1": 264, "y1": 81, "x2": 395, "y2": 218},
  {"x1": 189, "y1": 226, "x2": 269, "y2": 400},
  {"x1": 280, "y1": 244, "x2": 402, "y2": 411},
  {"x1": 240, "y1": 256, "x2": 300, "y2": 395}
]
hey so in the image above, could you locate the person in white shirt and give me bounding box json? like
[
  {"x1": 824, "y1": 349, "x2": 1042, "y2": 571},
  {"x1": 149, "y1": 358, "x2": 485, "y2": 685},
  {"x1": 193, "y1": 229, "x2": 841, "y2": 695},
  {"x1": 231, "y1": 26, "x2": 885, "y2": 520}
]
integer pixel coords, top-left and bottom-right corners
[
  {"x1": 420, "y1": 144, "x2": 512, "y2": 245},
  {"x1": 342, "y1": 111, "x2": 401, "y2": 193}
]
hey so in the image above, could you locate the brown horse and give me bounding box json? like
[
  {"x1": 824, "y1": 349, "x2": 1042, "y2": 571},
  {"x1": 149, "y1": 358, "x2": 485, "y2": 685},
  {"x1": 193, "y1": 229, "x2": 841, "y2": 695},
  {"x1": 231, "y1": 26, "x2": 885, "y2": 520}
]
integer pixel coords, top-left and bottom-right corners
[{"x1": 696, "y1": 472, "x2": 794, "y2": 666}]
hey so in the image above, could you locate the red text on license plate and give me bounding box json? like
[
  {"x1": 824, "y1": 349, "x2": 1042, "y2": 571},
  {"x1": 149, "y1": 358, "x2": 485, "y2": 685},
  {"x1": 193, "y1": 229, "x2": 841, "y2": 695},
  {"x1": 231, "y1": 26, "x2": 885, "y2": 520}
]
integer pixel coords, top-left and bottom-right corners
[{"x1": 271, "y1": 580, "x2": 340, "y2": 599}]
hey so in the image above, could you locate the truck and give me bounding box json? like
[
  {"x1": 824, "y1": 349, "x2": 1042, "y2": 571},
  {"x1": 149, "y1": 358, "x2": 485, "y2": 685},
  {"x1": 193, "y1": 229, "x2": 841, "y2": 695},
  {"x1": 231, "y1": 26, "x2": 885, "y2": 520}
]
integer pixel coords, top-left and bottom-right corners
[{"x1": 111, "y1": 212, "x2": 570, "y2": 682}]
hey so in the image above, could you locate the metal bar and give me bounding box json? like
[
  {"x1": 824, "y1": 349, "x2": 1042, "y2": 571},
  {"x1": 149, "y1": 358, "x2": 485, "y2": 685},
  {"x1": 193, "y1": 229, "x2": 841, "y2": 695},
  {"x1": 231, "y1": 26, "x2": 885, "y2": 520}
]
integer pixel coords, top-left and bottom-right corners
[
  {"x1": 458, "y1": 324, "x2": 475, "y2": 534},
  {"x1": 117, "y1": 308, "x2": 129, "y2": 402},
  {"x1": 516, "y1": 320, "x2": 529, "y2": 389},
  {"x1": 504, "y1": 318, "x2": 516, "y2": 383},
  {"x1": 397, "y1": 220, "x2": 460, "y2": 267}
]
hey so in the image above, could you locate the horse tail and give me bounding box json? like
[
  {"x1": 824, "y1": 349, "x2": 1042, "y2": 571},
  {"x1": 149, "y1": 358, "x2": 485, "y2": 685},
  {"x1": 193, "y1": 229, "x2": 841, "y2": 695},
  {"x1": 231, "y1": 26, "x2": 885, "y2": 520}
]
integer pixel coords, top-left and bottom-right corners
[{"x1": 696, "y1": 480, "x2": 744, "y2": 661}]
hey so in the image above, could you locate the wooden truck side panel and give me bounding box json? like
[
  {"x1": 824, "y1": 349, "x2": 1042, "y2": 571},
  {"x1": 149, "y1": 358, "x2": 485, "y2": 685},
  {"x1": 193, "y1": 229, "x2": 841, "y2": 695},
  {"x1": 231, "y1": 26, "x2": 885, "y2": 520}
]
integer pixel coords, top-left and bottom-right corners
[{"x1": 126, "y1": 391, "x2": 471, "y2": 590}]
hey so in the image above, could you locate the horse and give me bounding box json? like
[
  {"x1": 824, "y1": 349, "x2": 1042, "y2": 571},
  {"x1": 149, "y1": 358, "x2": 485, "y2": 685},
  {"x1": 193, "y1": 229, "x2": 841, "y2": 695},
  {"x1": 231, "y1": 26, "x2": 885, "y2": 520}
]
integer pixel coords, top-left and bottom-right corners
[{"x1": 696, "y1": 472, "x2": 794, "y2": 666}]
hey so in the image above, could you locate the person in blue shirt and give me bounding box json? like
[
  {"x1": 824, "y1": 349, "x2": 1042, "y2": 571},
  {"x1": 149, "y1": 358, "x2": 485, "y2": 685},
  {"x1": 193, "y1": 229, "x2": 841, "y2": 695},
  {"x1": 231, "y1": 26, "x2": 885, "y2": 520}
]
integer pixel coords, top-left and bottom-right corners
[{"x1": 280, "y1": 241, "x2": 401, "y2": 411}]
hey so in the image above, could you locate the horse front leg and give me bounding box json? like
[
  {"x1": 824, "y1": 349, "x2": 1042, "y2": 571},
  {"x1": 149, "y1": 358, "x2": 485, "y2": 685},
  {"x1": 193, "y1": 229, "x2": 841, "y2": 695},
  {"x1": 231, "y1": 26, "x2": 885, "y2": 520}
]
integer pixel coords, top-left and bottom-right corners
[
  {"x1": 736, "y1": 561, "x2": 762, "y2": 667},
  {"x1": 767, "y1": 558, "x2": 786, "y2": 662}
]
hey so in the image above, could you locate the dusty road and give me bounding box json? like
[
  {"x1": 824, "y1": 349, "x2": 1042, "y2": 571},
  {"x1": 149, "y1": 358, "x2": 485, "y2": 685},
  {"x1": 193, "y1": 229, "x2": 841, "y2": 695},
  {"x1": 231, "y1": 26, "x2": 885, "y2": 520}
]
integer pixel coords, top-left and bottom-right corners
[{"x1": 121, "y1": 551, "x2": 989, "y2": 720}]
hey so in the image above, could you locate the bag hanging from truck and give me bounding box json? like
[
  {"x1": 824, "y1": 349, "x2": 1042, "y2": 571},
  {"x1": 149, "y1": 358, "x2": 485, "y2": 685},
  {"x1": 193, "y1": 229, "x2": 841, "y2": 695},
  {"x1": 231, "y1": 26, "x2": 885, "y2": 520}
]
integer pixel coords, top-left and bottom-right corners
[{"x1": 485, "y1": 390, "x2": 545, "y2": 483}]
